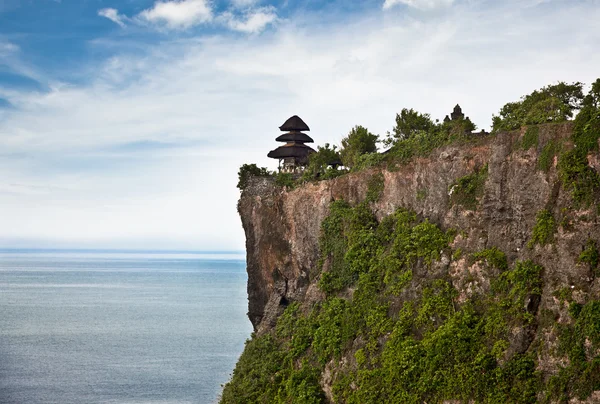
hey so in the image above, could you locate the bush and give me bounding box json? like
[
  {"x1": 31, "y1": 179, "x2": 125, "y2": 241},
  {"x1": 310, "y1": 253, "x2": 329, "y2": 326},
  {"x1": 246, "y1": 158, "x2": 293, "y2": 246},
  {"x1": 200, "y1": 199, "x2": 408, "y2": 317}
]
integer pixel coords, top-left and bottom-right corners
[
  {"x1": 449, "y1": 165, "x2": 488, "y2": 210},
  {"x1": 579, "y1": 239, "x2": 599, "y2": 271},
  {"x1": 472, "y1": 247, "x2": 509, "y2": 271},
  {"x1": 353, "y1": 152, "x2": 385, "y2": 171},
  {"x1": 528, "y1": 209, "x2": 556, "y2": 248},
  {"x1": 340, "y1": 125, "x2": 379, "y2": 169},
  {"x1": 387, "y1": 108, "x2": 435, "y2": 144},
  {"x1": 538, "y1": 140, "x2": 559, "y2": 172},
  {"x1": 557, "y1": 79, "x2": 600, "y2": 205},
  {"x1": 275, "y1": 172, "x2": 295, "y2": 189},
  {"x1": 521, "y1": 126, "x2": 539, "y2": 150},
  {"x1": 301, "y1": 144, "x2": 342, "y2": 181},
  {"x1": 237, "y1": 163, "x2": 272, "y2": 190}
]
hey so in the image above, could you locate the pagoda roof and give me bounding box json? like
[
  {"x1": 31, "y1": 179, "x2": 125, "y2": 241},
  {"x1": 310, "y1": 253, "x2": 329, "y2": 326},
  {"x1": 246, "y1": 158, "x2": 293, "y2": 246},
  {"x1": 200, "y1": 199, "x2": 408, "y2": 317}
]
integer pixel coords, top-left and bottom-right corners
[
  {"x1": 275, "y1": 131, "x2": 314, "y2": 143},
  {"x1": 267, "y1": 142, "x2": 316, "y2": 159},
  {"x1": 279, "y1": 115, "x2": 310, "y2": 132}
]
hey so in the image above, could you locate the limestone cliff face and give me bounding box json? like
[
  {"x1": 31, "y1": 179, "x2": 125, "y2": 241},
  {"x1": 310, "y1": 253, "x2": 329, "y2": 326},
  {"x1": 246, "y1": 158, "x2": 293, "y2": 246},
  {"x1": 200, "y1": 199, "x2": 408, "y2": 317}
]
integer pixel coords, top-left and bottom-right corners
[{"x1": 240, "y1": 123, "x2": 598, "y2": 337}]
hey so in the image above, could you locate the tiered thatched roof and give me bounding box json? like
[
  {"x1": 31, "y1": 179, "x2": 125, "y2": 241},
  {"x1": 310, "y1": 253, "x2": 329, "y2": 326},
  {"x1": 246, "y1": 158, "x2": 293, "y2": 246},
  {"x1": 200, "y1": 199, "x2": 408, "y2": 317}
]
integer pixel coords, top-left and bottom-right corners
[
  {"x1": 279, "y1": 115, "x2": 310, "y2": 132},
  {"x1": 268, "y1": 115, "x2": 315, "y2": 164}
]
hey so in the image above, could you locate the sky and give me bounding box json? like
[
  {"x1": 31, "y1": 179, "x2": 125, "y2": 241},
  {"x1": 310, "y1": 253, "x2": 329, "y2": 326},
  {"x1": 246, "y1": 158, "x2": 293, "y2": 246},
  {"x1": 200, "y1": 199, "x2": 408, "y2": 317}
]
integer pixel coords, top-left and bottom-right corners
[{"x1": 0, "y1": 0, "x2": 599, "y2": 251}]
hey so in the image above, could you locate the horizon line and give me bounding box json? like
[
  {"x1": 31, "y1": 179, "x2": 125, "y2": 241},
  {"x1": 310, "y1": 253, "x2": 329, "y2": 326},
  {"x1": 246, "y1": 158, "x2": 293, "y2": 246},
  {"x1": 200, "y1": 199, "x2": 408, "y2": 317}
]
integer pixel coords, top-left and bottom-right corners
[{"x1": 0, "y1": 248, "x2": 246, "y2": 254}]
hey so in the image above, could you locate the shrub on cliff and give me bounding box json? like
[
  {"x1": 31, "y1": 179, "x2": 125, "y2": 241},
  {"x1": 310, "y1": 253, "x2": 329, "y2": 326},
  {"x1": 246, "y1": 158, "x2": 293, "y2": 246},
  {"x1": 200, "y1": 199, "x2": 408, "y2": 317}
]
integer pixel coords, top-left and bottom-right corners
[
  {"x1": 387, "y1": 108, "x2": 436, "y2": 143},
  {"x1": 237, "y1": 164, "x2": 272, "y2": 190},
  {"x1": 557, "y1": 78, "x2": 600, "y2": 206},
  {"x1": 339, "y1": 125, "x2": 378, "y2": 169},
  {"x1": 301, "y1": 144, "x2": 343, "y2": 181}
]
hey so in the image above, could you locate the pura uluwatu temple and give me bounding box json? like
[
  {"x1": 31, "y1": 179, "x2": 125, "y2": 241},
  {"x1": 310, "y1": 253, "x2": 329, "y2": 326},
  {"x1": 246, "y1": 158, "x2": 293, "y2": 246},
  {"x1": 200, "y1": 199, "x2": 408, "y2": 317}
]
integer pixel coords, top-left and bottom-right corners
[{"x1": 267, "y1": 115, "x2": 316, "y2": 173}]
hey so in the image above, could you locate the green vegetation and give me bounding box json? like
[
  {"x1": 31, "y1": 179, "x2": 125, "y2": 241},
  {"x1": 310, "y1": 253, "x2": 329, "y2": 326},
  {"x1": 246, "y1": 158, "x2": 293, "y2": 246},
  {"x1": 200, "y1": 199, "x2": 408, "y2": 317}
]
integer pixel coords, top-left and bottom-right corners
[
  {"x1": 521, "y1": 125, "x2": 540, "y2": 150},
  {"x1": 365, "y1": 172, "x2": 385, "y2": 203},
  {"x1": 547, "y1": 300, "x2": 600, "y2": 402},
  {"x1": 492, "y1": 82, "x2": 584, "y2": 132},
  {"x1": 302, "y1": 144, "x2": 344, "y2": 181},
  {"x1": 449, "y1": 165, "x2": 488, "y2": 210},
  {"x1": 222, "y1": 198, "x2": 559, "y2": 403},
  {"x1": 240, "y1": 78, "x2": 600, "y2": 194},
  {"x1": 579, "y1": 239, "x2": 599, "y2": 274},
  {"x1": 237, "y1": 163, "x2": 272, "y2": 190},
  {"x1": 538, "y1": 139, "x2": 559, "y2": 172},
  {"x1": 340, "y1": 126, "x2": 379, "y2": 169},
  {"x1": 384, "y1": 124, "x2": 472, "y2": 166},
  {"x1": 557, "y1": 78, "x2": 600, "y2": 206},
  {"x1": 220, "y1": 331, "x2": 325, "y2": 404},
  {"x1": 386, "y1": 108, "x2": 436, "y2": 143},
  {"x1": 275, "y1": 172, "x2": 295, "y2": 189},
  {"x1": 472, "y1": 247, "x2": 509, "y2": 271},
  {"x1": 227, "y1": 80, "x2": 600, "y2": 402},
  {"x1": 352, "y1": 152, "x2": 385, "y2": 171},
  {"x1": 528, "y1": 209, "x2": 556, "y2": 249}
]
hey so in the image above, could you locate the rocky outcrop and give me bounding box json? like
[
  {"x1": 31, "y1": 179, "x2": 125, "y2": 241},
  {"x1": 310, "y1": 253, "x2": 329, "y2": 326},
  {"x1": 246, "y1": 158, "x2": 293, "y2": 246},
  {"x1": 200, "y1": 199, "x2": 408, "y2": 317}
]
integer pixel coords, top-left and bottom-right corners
[
  {"x1": 240, "y1": 123, "x2": 597, "y2": 333},
  {"x1": 232, "y1": 122, "x2": 600, "y2": 402}
]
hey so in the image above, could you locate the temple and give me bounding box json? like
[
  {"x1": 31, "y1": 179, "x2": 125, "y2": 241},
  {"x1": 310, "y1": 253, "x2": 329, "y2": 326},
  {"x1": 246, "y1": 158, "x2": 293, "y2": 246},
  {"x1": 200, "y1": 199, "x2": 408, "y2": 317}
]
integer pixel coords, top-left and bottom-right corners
[
  {"x1": 443, "y1": 104, "x2": 489, "y2": 135},
  {"x1": 268, "y1": 115, "x2": 316, "y2": 173},
  {"x1": 444, "y1": 104, "x2": 465, "y2": 123}
]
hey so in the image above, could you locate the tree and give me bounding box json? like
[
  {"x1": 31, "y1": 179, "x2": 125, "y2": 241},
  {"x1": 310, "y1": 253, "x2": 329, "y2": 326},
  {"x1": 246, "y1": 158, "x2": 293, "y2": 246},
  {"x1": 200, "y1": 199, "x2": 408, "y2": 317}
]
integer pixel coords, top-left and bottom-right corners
[
  {"x1": 340, "y1": 125, "x2": 378, "y2": 168},
  {"x1": 301, "y1": 144, "x2": 342, "y2": 181},
  {"x1": 492, "y1": 81, "x2": 584, "y2": 132},
  {"x1": 388, "y1": 108, "x2": 435, "y2": 144},
  {"x1": 582, "y1": 78, "x2": 600, "y2": 109}
]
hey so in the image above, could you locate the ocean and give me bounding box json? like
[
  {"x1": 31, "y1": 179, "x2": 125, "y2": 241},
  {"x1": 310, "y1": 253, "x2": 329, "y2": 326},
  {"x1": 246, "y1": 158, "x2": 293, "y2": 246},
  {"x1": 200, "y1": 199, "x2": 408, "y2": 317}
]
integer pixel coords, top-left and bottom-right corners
[{"x1": 0, "y1": 250, "x2": 252, "y2": 404}]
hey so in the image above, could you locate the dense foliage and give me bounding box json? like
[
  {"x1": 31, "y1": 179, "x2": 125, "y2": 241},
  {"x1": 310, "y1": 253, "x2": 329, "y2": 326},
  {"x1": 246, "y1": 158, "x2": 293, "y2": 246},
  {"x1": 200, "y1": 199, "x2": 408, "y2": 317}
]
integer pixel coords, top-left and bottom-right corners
[
  {"x1": 387, "y1": 108, "x2": 436, "y2": 143},
  {"x1": 557, "y1": 79, "x2": 600, "y2": 206},
  {"x1": 449, "y1": 165, "x2": 488, "y2": 210},
  {"x1": 521, "y1": 125, "x2": 540, "y2": 150},
  {"x1": 221, "y1": 191, "x2": 582, "y2": 403},
  {"x1": 492, "y1": 82, "x2": 584, "y2": 132},
  {"x1": 301, "y1": 144, "x2": 344, "y2": 181},
  {"x1": 237, "y1": 163, "x2": 272, "y2": 190},
  {"x1": 340, "y1": 126, "x2": 378, "y2": 169},
  {"x1": 528, "y1": 209, "x2": 556, "y2": 249}
]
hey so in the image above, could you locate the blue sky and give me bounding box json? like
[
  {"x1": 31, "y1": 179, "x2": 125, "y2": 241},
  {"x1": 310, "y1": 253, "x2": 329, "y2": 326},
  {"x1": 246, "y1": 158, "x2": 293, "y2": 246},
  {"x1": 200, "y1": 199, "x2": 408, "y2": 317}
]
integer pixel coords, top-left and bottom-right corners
[{"x1": 1, "y1": 0, "x2": 599, "y2": 250}]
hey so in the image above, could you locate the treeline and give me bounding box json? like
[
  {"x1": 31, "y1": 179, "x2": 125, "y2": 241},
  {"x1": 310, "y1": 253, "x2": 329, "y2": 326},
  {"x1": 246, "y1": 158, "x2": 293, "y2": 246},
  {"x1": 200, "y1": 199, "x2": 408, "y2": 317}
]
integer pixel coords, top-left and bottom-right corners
[{"x1": 238, "y1": 79, "x2": 600, "y2": 191}]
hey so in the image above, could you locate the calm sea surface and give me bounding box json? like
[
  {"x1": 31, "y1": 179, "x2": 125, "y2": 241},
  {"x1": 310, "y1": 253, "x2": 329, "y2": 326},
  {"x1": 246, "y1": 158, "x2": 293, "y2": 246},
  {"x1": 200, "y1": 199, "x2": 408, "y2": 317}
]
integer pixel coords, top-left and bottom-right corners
[{"x1": 0, "y1": 250, "x2": 252, "y2": 404}]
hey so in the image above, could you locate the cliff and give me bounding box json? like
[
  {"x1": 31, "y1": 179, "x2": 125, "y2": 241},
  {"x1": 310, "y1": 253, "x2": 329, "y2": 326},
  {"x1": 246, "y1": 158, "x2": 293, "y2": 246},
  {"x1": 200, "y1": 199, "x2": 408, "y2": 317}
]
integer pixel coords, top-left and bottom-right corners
[{"x1": 224, "y1": 122, "x2": 600, "y2": 403}]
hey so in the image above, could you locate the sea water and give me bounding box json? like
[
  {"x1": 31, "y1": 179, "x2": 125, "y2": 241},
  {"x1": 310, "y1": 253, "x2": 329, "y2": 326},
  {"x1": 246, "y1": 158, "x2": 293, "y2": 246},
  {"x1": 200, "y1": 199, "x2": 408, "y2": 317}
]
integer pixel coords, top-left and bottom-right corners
[{"x1": 0, "y1": 250, "x2": 252, "y2": 404}]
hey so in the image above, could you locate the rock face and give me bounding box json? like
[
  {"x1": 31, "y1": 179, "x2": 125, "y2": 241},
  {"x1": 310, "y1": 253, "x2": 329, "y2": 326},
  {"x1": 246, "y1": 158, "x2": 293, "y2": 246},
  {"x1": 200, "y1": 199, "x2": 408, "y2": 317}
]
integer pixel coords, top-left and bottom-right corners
[
  {"x1": 240, "y1": 123, "x2": 597, "y2": 332},
  {"x1": 234, "y1": 122, "x2": 600, "y2": 402}
]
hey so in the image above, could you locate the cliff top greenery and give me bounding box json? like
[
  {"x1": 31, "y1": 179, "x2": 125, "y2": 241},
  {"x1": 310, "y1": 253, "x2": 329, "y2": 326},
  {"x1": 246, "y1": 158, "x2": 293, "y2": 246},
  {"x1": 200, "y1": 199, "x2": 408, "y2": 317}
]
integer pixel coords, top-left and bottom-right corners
[{"x1": 238, "y1": 78, "x2": 600, "y2": 205}]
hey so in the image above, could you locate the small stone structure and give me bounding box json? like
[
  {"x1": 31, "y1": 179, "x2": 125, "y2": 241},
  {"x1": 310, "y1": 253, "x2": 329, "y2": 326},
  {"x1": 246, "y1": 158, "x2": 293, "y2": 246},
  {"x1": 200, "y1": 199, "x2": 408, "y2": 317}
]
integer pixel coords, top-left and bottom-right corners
[
  {"x1": 444, "y1": 104, "x2": 466, "y2": 123},
  {"x1": 444, "y1": 104, "x2": 489, "y2": 135}
]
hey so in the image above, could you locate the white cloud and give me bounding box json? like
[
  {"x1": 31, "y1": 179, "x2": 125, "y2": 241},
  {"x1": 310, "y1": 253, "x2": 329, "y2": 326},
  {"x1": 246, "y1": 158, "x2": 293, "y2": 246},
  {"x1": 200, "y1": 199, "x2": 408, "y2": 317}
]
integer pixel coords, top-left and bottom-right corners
[
  {"x1": 97, "y1": 0, "x2": 275, "y2": 33},
  {"x1": 222, "y1": 7, "x2": 277, "y2": 33},
  {"x1": 231, "y1": 0, "x2": 260, "y2": 8},
  {"x1": 383, "y1": 0, "x2": 454, "y2": 10},
  {"x1": 98, "y1": 8, "x2": 127, "y2": 27},
  {"x1": 2, "y1": 1, "x2": 600, "y2": 249},
  {"x1": 137, "y1": 0, "x2": 213, "y2": 29},
  {"x1": 0, "y1": 41, "x2": 19, "y2": 56}
]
